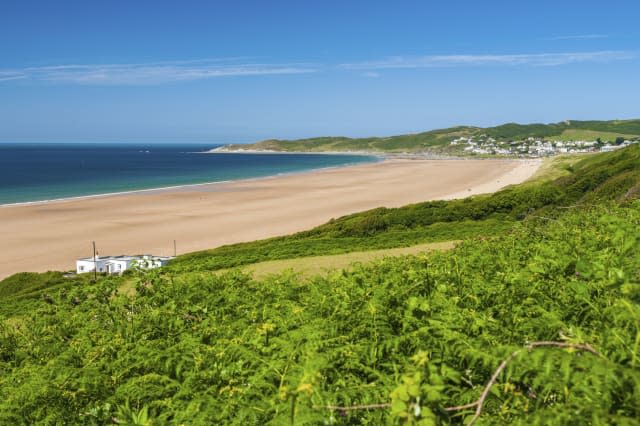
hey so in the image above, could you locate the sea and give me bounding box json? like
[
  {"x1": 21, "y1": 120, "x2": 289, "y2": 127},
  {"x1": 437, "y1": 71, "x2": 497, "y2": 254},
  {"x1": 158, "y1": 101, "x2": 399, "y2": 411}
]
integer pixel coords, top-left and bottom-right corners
[{"x1": 0, "y1": 143, "x2": 379, "y2": 205}]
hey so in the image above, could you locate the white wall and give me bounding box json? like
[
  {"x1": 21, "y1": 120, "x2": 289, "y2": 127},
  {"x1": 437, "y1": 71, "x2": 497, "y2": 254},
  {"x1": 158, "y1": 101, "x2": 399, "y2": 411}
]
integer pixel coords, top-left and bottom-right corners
[
  {"x1": 76, "y1": 259, "x2": 108, "y2": 274},
  {"x1": 77, "y1": 256, "x2": 172, "y2": 274}
]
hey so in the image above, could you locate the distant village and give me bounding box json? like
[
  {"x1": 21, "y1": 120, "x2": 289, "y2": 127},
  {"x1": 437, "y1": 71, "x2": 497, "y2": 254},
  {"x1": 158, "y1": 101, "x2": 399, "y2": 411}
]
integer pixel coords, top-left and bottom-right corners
[{"x1": 450, "y1": 135, "x2": 639, "y2": 157}]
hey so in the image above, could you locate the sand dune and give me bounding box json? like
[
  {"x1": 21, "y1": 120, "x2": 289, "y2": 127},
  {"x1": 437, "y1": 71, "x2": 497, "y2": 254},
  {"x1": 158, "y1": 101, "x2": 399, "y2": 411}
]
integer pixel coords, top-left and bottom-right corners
[{"x1": 0, "y1": 158, "x2": 540, "y2": 279}]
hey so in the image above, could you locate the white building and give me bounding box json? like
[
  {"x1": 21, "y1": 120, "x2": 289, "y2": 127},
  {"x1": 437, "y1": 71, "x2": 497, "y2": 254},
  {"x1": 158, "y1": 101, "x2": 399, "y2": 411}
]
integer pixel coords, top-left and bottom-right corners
[{"x1": 76, "y1": 254, "x2": 174, "y2": 275}]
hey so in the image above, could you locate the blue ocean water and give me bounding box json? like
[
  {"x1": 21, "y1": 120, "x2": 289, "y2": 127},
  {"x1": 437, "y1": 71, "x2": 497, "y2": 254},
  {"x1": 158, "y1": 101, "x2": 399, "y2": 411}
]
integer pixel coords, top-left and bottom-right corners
[{"x1": 0, "y1": 143, "x2": 379, "y2": 205}]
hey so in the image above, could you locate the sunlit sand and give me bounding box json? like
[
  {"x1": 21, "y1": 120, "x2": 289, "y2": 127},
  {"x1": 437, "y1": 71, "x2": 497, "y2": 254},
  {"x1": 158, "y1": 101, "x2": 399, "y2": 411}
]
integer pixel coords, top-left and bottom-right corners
[{"x1": 0, "y1": 158, "x2": 540, "y2": 278}]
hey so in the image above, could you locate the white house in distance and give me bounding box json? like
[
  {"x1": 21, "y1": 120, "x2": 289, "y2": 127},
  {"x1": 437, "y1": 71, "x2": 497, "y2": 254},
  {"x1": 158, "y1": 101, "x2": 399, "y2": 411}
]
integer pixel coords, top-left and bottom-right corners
[{"x1": 76, "y1": 254, "x2": 174, "y2": 275}]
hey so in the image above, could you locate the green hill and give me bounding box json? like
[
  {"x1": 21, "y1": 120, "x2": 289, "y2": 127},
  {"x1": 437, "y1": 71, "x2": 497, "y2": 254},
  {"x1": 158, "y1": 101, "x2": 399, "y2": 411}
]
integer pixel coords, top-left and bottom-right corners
[
  {"x1": 0, "y1": 146, "x2": 639, "y2": 424},
  {"x1": 171, "y1": 145, "x2": 640, "y2": 273},
  {"x1": 220, "y1": 119, "x2": 640, "y2": 153}
]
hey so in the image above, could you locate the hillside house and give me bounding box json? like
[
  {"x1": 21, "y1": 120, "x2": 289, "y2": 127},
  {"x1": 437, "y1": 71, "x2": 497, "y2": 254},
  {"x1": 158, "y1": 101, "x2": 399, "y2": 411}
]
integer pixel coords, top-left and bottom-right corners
[{"x1": 76, "y1": 254, "x2": 174, "y2": 275}]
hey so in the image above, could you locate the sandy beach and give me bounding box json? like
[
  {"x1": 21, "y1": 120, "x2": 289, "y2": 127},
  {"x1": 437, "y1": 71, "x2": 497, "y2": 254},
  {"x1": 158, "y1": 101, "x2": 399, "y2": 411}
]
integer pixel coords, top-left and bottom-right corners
[{"x1": 0, "y1": 158, "x2": 540, "y2": 279}]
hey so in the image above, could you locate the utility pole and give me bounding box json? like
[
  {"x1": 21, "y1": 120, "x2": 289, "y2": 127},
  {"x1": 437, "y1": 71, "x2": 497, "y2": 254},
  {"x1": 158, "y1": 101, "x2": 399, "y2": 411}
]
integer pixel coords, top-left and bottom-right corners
[
  {"x1": 173, "y1": 240, "x2": 177, "y2": 257},
  {"x1": 92, "y1": 241, "x2": 97, "y2": 282}
]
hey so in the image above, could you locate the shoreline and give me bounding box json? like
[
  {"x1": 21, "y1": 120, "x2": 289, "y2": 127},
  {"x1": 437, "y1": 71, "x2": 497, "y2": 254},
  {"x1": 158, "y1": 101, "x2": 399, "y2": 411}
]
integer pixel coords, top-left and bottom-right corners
[
  {"x1": 210, "y1": 145, "x2": 552, "y2": 161},
  {"x1": 2, "y1": 149, "x2": 528, "y2": 208},
  {"x1": 208, "y1": 146, "x2": 385, "y2": 156},
  {"x1": 211, "y1": 146, "x2": 472, "y2": 160},
  {"x1": 0, "y1": 155, "x2": 382, "y2": 208},
  {"x1": 0, "y1": 158, "x2": 540, "y2": 279}
]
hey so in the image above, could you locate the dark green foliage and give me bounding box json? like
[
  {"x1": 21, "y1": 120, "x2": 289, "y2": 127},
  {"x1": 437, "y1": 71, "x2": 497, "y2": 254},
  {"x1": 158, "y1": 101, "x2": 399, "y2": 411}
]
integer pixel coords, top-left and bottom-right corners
[
  {"x1": 172, "y1": 219, "x2": 513, "y2": 272},
  {"x1": 0, "y1": 272, "x2": 68, "y2": 298},
  {"x1": 0, "y1": 271, "x2": 91, "y2": 317}
]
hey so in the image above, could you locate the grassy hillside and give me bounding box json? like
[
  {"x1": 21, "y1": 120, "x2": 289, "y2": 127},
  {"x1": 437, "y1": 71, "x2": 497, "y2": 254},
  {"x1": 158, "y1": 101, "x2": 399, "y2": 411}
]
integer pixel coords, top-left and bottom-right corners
[
  {"x1": 171, "y1": 145, "x2": 640, "y2": 273},
  {"x1": 230, "y1": 241, "x2": 457, "y2": 279},
  {"x1": 0, "y1": 204, "x2": 638, "y2": 424},
  {"x1": 224, "y1": 126, "x2": 478, "y2": 153},
  {"x1": 553, "y1": 129, "x2": 638, "y2": 142},
  {"x1": 0, "y1": 272, "x2": 92, "y2": 317},
  {"x1": 0, "y1": 146, "x2": 639, "y2": 424},
  {"x1": 221, "y1": 119, "x2": 640, "y2": 153}
]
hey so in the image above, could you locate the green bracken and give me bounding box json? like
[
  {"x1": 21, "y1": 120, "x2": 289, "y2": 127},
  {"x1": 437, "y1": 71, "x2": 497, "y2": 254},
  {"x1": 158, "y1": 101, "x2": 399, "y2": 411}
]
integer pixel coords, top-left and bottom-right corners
[{"x1": 0, "y1": 145, "x2": 639, "y2": 424}]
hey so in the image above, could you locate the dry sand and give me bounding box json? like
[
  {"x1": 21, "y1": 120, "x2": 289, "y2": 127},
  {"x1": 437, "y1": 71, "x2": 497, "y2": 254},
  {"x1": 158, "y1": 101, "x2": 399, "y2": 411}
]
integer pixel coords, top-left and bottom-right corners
[{"x1": 0, "y1": 158, "x2": 540, "y2": 279}]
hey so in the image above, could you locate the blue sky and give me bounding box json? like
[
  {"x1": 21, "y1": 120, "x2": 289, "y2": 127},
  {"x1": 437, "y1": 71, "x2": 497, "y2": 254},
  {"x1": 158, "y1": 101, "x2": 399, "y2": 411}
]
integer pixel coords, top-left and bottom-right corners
[{"x1": 1, "y1": 0, "x2": 639, "y2": 143}]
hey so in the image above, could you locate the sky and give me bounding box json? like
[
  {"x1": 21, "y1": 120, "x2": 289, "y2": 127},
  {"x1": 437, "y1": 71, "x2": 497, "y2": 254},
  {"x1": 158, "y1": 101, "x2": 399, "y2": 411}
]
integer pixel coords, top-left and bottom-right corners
[{"x1": 1, "y1": 0, "x2": 639, "y2": 143}]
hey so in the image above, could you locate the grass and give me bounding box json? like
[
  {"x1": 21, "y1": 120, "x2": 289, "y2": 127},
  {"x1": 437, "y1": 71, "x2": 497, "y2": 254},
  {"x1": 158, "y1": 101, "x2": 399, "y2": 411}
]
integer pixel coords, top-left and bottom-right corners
[
  {"x1": 116, "y1": 276, "x2": 138, "y2": 297},
  {"x1": 169, "y1": 219, "x2": 513, "y2": 273},
  {"x1": 553, "y1": 129, "x2": 636, "y2": 142},
  {"x1": 237, "y1": 240, "x2": 457, "y2": 279},
  {"x1": 115, "y1": 241, "x2": 460, "y2": 298},
  {"x1": 527, "y1": 153, "x2": 590, "y2": 183}
]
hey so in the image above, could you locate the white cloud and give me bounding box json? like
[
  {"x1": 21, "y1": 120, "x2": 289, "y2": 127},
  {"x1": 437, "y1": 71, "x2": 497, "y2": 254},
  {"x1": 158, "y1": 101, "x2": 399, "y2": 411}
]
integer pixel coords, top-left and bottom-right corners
[
  {"x1": 341, "y1": 51, "x2": 634, "y2": 70},
  {"x1": 547, "y1": 34, "x2": 610, "y2": 40},
  {"x1": 0, "y1": 71, "x2": 26, "y2": 81},
  {"x1": 1, "y1": 59, "x2": 317, "y2": 85},
  {"x1": 1, "y1": 51, "x2": 633, "y2": 85}
]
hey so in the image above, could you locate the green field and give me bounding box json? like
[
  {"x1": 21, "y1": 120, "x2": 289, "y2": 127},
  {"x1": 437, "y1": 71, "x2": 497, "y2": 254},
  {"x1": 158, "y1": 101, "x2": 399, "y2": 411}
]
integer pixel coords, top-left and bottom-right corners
[
  {"x1": 238, "y1": 241, "x2": 457, "y2": 279},
  {"x1": 0, "y1": 145, "x2": 639, "y2": 424},
  {"x1": 120, "y1": 244, "x2": 456, "y2": 296},
  {"x1": 553, "y1": 128, "x2": 636, "y2": 142}
]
